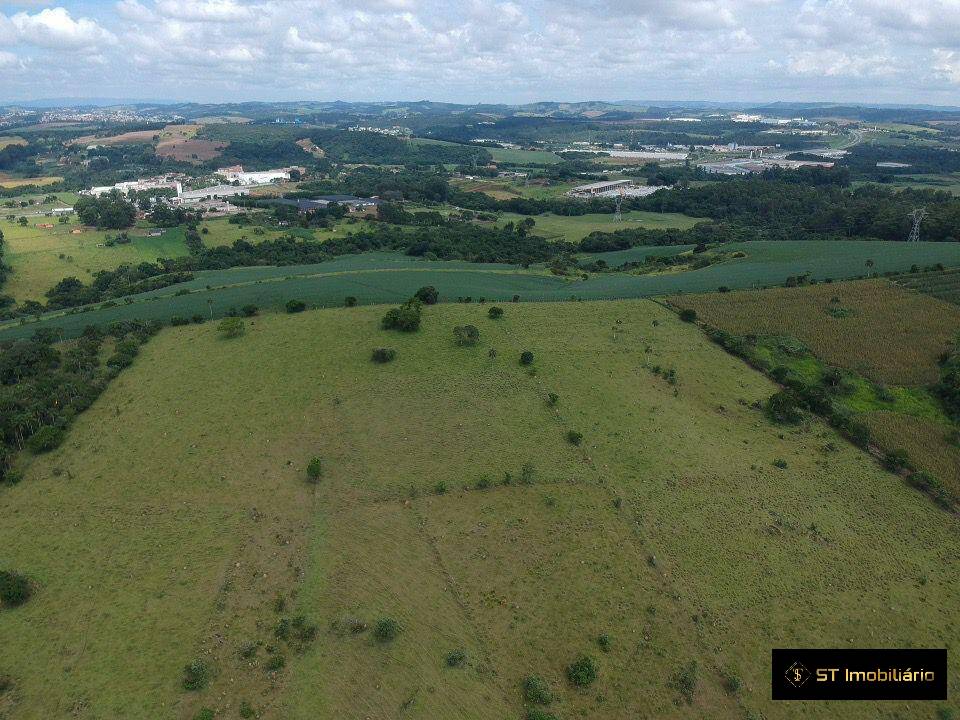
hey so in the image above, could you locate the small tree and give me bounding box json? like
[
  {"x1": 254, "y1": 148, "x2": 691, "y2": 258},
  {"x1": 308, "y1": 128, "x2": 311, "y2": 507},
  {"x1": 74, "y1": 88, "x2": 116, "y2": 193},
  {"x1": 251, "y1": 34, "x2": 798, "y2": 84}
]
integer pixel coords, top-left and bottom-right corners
[
  {"x1": 488, "y1": 306, "x2": 503, "y2": 319},
  {"x1": 306, "y1": 457, "x2": 323, "y2": 482},
  {"x1": 371, "y1": 348, "x2": 396, "y2": 363},
  {"x1": 679, "y1": 308, "x2": 697, "y2": 323},
  {"x1": 217, "y1": 317, "x2": 245, "y2": 339},
  {"x1": 520, "y1": 350, "x2": 534, "y2": 366},
  {"x1": 453, "y1": 325, "x2": 480, "y2": 346},
  {"x1": 241, "y1": 304, "x2": 258, "y2": 317},
  {"x1": 0, "y1": 570, "x2": 31, "y2": 608},
  {"x1": 546, "y1": 392, "x2": 559, "y2": 406},
  {"x1": 414, "y1": 286, "x2": 439, "y2": 305},
  {"x1": 567, "y1": 655, "x2": 598, "y2": 687},
  {"x1": 566, "y1": 430, "x2": 583, "y2": 446},
  {"x1": 286, "y1": 299, "x2": 307, "y2": 313},
  {"x1": 344, "y1": 296, "x2": 358, "y2": 307},
  {"x1": 182, "y1": 659, "x2": 214, "y2": 691},
  {"x1": 523, "y1": 675, "x2": 553, "y2": 704},
  {"x1": 26, "y1": 426, "x2": 64, "y2": 454},
  {"x1": 374, "y1": 617, "x2": 401, "y2": 643},
  {"x1": 382, "y1": 300, "x2": 421, "y2": 332}
]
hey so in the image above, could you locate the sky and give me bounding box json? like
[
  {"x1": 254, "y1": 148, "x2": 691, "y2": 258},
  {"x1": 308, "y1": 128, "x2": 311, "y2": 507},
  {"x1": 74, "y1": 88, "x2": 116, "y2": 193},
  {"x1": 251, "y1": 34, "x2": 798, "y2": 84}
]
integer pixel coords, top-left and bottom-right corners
[{"x1": 0, "y1": 0, "x2": 959, "y2": 106}]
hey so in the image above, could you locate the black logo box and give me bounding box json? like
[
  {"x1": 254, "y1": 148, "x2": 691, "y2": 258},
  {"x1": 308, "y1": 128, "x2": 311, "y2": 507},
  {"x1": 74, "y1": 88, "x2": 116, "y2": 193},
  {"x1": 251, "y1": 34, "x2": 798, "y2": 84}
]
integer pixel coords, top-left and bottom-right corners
[{"x1": 772, "y1": 648, "x2": 947, "y2": 701}]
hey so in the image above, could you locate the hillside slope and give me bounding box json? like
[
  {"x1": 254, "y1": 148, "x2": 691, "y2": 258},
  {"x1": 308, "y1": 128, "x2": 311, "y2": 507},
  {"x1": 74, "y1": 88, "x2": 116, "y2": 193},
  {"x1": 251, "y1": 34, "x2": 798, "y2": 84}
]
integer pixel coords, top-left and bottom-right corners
[{"x1": 0, "y1": 300, "x2": 957, "y2": 719}]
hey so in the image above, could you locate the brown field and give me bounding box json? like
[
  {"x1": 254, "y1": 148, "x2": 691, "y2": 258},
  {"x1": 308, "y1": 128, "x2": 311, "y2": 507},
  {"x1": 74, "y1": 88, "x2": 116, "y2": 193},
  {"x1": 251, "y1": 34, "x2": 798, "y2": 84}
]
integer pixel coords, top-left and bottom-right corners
[
  {"x1": 863, "y1": 411, "x2": 960, "y2": 491},
  {"x1": 70, "y1": 129, "x2": 158, "y2": 146},
  {"x1": 0, "y1": 174, "x2": 63, "y2": 188},
  {"x1": 296, "y1": 138, "x2": 325, "y2": 158},
  {"x1": 454, "y1": 179, "x2": 521, "y2": 200},
  {"x1": 0, "y1": 136, "x2": 27, "y2": 150},
  {"x1": 156, "y1": 138, "x2": 227, "y2": 162},
  {"x1": 670, "y1": 279, "x2": 960, "y2": 386}
]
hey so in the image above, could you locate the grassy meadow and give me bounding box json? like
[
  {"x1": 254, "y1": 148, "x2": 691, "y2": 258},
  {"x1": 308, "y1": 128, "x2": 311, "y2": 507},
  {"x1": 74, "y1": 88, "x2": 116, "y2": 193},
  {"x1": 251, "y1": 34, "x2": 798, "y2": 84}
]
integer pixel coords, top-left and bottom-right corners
[
  {"x1": 499, "y1": 210, "x2": 705, "y2": 242},
  {"x1": 0, "y1": 300, "x2": 958, "y2": 719}
]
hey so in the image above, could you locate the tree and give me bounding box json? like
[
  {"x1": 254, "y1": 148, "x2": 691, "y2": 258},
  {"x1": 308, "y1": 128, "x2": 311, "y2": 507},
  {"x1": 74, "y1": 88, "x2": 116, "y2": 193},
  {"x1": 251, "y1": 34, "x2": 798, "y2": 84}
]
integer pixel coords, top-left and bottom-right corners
[
  {"x1": 453, "y1": 325, "x2": 479, "y2": 346},
  {"x1": 26, "y1": 425, "x2": 64, "y2": 453},
  {"x1": 344, "y1": 296, "x2": 358, "y2": 307},
  {"x1": 520, "y1": 350, "x2": 534, "y2": 366},
  {"x1": 286, "y1": 299, "x2": 307, "y2": 313},
  {"x1": 487, "y1": 306, "x2": 503, "y2": 319},
  {"x1": 0, "y1": 570, "x2": 31, "y2": 608},
  {"x1": 371, "y1": 348, "x2": 396, "y2": 363},
  {"x1": 567, "y1": 655, "x2": 597, "y2": 687},
  {"x1": 382, "y1": 300, "x2": 421, "y2": 331},
  {"x1": 413, "y1": 286, "x2": 439, "y2": 305},
  {"x1": 679, "y1": 308, "x2": 697, "y2": 322},
  {"x1": 306, "y1": 456, "x2": 323, "y2": 482},
  {"x1": 217, "y1": 317, "x2": 245, "y2": 338}
]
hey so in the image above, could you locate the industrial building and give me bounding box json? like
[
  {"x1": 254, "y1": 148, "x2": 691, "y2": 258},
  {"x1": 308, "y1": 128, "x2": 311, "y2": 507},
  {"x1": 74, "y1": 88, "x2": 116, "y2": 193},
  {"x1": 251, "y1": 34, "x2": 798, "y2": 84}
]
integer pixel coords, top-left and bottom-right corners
[
  {"x1": 568, "y1": 180, "x2": 667, "y2": 199},
  {"x1": 215, "y1": 165, "x2": 302, "y2": 185},
  {"x1": 174, "y1": 185, "x2": 251, "y2": 204}
]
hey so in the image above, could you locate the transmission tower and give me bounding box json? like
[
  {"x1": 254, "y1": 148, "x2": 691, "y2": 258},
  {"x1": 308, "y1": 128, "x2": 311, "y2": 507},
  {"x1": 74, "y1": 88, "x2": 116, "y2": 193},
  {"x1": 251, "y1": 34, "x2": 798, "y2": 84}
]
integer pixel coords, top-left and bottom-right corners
[
  {"x1": 907, "y1": 207, "x2": 927, "y2": 242},
  {"x1": 614, "y1": 189, "x2": 624, "y2": 222}
]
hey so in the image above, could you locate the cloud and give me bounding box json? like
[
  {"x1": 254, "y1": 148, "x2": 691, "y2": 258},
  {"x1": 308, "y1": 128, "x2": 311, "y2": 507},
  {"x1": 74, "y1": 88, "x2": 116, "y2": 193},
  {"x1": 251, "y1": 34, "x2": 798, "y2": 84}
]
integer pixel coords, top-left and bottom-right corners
[
  {"x1": 154, "y1": 0, "x2": 255, "y2": 22},
  {"x1": 5, "y1": 7, "x2": 115, "y2": 49},
  {"x1": 933, "y1": 48, "x2": 960, "y2": 83}
]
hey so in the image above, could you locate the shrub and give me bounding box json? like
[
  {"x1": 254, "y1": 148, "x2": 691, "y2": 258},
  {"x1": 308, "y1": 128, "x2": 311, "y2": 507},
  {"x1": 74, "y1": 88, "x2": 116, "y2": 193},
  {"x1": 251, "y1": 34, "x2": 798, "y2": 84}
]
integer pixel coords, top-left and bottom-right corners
[
  {"x1": 519, "y1": 350, "x2": 534, "y2": 366},
  {"x1": 434, "y1": 481, "x2": 447, "y2": 494},
  {"x1": 0, "y1": 570, "x2": 31, "y2": 608},
  {"x1": 475, "y1": 475, "x2": 492, "y2": 490},
  {"x1": 239, "y1": 701, "x2": 255, "y2": 719},
  {"x1": 453, "y1": 324, "x2": 480, "y2": 346},
  {"x1": 413, "y1": 286, "x2": 439, "y2": 305},
  {"x1": 773, "y1": 458, "x2": 788, "y2": 469},
  {"x1": 526, "y1": 711, "x2": 558, "y2": 720},
  {"x1": 765, "y1": 391, "x2": 805, "y2": 425},
  {"x1": 671, "y1": 661, "x2": 698, "y2": 704},
  {"x1": 266, "y1": 654, "x2": 285, "y2": 672},
  {"x1": 182, "y1": 658, "x2": 213, "y2": 691},
  {"x1": 723, "y1": 670, "x2": 744, "y2": 695},
  {"x1": 306, "y1": 456, "x2": 323, "y2": 482},
  {"x1": 597, "y1": 634, "x2": 612, "y2": 652},
  {"x1": 382, "y1": 300, "x2": 421, "y2": 332},
  {"x1": 241, "y1": 304, "x2": 258, "y2": 317},
  {"x1": 344, "y1": 296, "x2": 358, "y2": 307},
  {"x1": 679, "y1": 308, "x2": 697, "y2": 322},
  {"x1": 523, "y1": 675, "x2": 553, "y2": 704},
  {"x1": 884, "y1": 448, "x2": 912, "y2": 472},
  {"x1": 374, "y1": 617, "x2": 401, "y2": 642},
  {"x1": 445, "y1": 649, "x2": 467, "y2": 667},
  {"x1": 519, "y1": 463, "x2": 536, "y2": 485},
  {"x1": 566, "y1": 430, "x2": 583, "y2": 446},
  {"x1": 217, "y1": 317, "x2": 245, "y2": 338},
  {"x1": 191, "y1": 314, "x2": 205, "y2": 324},
  {"x1": 488, "y1": 306, "x2": 504, "y2": 319},
  {"x1": 193, "y1": 709, "x2": 215, "y2": 720},
  {"x1": 26, "y1": 426, "x2": 64, "y2": 453},
  {"x1": 371, "y1": 348, "x2": 396, "y2": 363},
  {"x1": 170, "y1": 315, "x2": 190, "y2": 326},
  {"x1": 546, "y1": 392, "x2": 559, "y2": 406},
  {"x1": 285, "y1": 299, "x2": 306, "y2": 313},
  {"x1": 567, "y1": 655, "x2": 598, "y2": 687}
]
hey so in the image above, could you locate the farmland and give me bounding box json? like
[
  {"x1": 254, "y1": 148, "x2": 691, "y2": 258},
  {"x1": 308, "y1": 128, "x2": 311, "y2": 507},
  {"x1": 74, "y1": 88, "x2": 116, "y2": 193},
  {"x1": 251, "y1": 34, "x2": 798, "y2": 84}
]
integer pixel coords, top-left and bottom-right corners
[
  {"x1": 895, "y1": 267, "x2": 960, "y2": 305},
  {"x1": 669, "y1": 280, "x2": 960, "y2": 492},
  {"x1": 2, "y1": 300, "x2": 957, "y2": 719},
  {"x1": 0, "y1": 176, "x2": 63, "y2": 189},
  {"x1": 499, "y1": 210, "x2": 706, "y2": 242},
  {"x1": 5, "y1": 240, "x2": 960, "y2": 341},
  {"x1": 0, "y1": 136, "x2": 27, "y2": 150},
  {"x1": 0, "y1": 217, "x2": 188, "y2": 303}
]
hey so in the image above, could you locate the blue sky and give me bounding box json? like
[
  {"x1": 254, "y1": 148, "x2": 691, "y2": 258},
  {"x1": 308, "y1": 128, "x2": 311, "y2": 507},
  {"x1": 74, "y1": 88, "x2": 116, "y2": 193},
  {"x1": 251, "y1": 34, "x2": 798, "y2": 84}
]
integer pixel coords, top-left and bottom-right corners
[{"x1": 0, "y1": 0, "x2": 959, "y2": 105}]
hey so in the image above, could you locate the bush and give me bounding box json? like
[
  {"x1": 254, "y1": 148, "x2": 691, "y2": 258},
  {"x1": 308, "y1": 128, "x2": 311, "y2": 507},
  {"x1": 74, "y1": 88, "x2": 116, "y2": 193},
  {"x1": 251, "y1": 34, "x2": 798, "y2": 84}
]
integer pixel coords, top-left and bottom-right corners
[
  {"x1": 306, "y1": 456, "x2": 322, "y2": 482},
  {"x1": 523, "y1": 675, "x2": 553, "y2": 704},
  {"x1": 217, "y1": 317, "x2": 245, "y2": 338},
  {"x1": 445, "y1": 649, "x2": 467, "y2": 667},
  {"x1": 26, "y1": 426, "x2": 64, "y2": 453},
  {"x1": 546, "y1": 392, "x2": 559, "y2": 406},
  {"x1": 239, "y1": 701, "x2": 254, "y2": 719},
  {"x1": 414, "y1": 286, "x2": 439, "y2": 305},
  {"x1": 773, "y1": 458, "x2": 788, "y2": 469},
  {"x1": 765, "y1": 391, "x2": 805, "y2": 425},
  {"x1": 241, "y1": 304, "x2": 258, "y2": 317},
  {"x1": 566, "y1": 430, "x2": 583, "y2": 446},
  {"x1": 526, "y1": 711, "x2": 558, "y2": 720},
  {"x1": 884, "y1": 448, "x2": 912, "y2": 472},
  {"x1": 434, "y1": 481, "x2": 447, "y2": 494},
  {"x1": 374, "y1": 617, "x2": 401, "y2": 642},
  {"x1": 475, "y1": 474, "x2": 493, "y2": 490},
  {"x1": 285, "y1": 299, "x2": 306, "y2": 313},
  {"x1": 170, "y1": 315, "x2": 190, "y2": 326},
  {"x1": 382, "y1": 300, "x2": 421, "y2": 332},
  {"x1": 182, "y1": 658, "x2": 214, "y2": 691},
  {"x1": 453, "y1": 324, "x2": 480, "y2": 346},
  {"x1": 567, "y1": 655, "x2": 598, "y2": 687},
  {"x1": 671, "y1": 661, "x2": 698, "y2": 704},
  {"x1": 488, "y1": 306, "x2": 504, "y2": 319},
  {"x1": 344, "y1": 296, "x2": 358, "y2": 307},
  {"x1": 266, "y1": 654, "x2": 285, "y2": 671},
  {"x1": 597, "y1": 634, "x2": 612, "y2": 653},
  {"x1": 0, "y1": 570, "x2": 31, "y2": 608},
  {"x1": 679, "y1": 308, "x2": 697, "y2": 322},
  {"x1": 193, "y1": 709, "x2": 215, "y2": 720},
  {"x1": 519, "y1": 350, "x2": 534, "y2": 366},
  {"x1": 371, "y1": 348, "x2": 396, "y2": 363}
]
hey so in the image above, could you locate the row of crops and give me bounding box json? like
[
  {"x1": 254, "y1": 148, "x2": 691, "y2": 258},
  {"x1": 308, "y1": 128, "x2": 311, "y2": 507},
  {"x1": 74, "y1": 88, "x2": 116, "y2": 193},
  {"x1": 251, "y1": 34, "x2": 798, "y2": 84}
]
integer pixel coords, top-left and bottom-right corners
[
  {"x1": 3, "y1": 240, "x2": 960, "y2": 340},
  {"x1": 895, "y1": 267, "x2": 960, "y2": 306}
]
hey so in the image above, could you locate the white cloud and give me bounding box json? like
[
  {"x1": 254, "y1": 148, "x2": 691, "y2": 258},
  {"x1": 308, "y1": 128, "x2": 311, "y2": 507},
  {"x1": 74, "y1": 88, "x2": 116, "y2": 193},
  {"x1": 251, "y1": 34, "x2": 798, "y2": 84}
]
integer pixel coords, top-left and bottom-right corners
[
  {"x1": 933, "y1": 48, "x2": 960, "y2": 83},
  {"x1": 5, "y1": 7, "x2": 114, "y2": 50},
  {"x1": 154, "y1": 0, "x2": 255, "y2": 22}
]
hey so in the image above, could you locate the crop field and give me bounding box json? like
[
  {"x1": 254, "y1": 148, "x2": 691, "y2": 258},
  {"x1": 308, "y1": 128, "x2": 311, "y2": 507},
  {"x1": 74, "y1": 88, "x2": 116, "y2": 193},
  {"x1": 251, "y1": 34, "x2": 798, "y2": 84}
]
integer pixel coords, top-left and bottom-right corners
[
  {"x1": 895, "y1": 267, "x2": 960, "y2": 305},
  {"x1": 0, "y1": 218, "x2": 188, "y2": 302},
  {"x1": 198, "y1": 217, "x2": 380, "y2": 248},
  {"x1": 5, "y1": 241, "x2": 960, "y2": 340},
  {"x1": 498, "y1": 210, "x2": 705, "y2": 241},
  {"x1": 451, "y1": 177, "x2": 580, "y2": 200},
  {"x1": 0, "y1": 175, "x2": 63, "y2": 189},
  {"x1": 862, "y1": 411, "x2": 960, "y2": 487},
  {"x1": 669, "y1": 279, "x2": 960, "y2": 386},
  {"x1": 0, "y1": 136, "x2": 27, "y2": 150},
  {"x1": 2, "y1": 300, "x2": 957, "y2": 719},
  {"x1": 485, "y1": 146, "x2": 563, "y2": 165}
]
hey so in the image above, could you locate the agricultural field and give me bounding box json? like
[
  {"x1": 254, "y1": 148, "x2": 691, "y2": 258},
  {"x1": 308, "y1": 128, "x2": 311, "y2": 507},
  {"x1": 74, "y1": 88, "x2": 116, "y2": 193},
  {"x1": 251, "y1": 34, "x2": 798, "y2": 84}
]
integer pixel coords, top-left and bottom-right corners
[
  {"x1": 0, "y1": 176, "x2": 63, "y2": 189},
  {"x1": 0, "y1": 136, "x2": 27, "y2": 150},
  {"x1": 895, "y1": 267, "x2": 960, "y2": 305},
  {"x1": 452, "y1": 177, "x2": 580, "y2": 200},
  {"x1": 5, "y1": 241, "x2": 960, "y2": 341},
  {"x1": 2, "y1": 300, "x2": 957, "y2": 719},
  {"x1": 669, "y1": 279, "x2": 960, "y2": 491},
  {"x1": 197, "y1": 216, "x2": 379, "y2": 248},
  {"x1": 0, "y1": 217, "x2": 188, "y2": 302},
  {"x1": 498, "y1": 210, "x2": 706, "y2": 242}
]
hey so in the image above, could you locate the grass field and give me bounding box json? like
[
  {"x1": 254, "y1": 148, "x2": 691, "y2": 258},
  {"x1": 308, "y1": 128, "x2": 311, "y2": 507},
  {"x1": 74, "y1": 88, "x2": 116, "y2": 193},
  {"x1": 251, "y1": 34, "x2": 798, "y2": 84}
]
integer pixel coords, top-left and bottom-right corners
[
  {"x1": 198, "y1": 216, "x2": 379, "y2": 248},
  {"x1": 0, "y1": 176, "x2": 63, "y2": 189},
  {"x1": 0, "y1": 218, "x2": 188, "y2": 302},
  {"x1": 452, "y1": 177, "x2": 580, "y2": 200},
  {"x1": 6, "y1": 241, "x2": 960, "y2": 341},
  {"x1": 669, "y1": 279, "x2": 960, "y2": 490},
  {"x1": 668, "y1": 279, "x2": 960, "y2": 386},
  {"x1": 1, "y1": 300, "x2": 957, "y2": 719},
  {"x1": 498, "y1": 210, "x2": 706, "y2": 242}
]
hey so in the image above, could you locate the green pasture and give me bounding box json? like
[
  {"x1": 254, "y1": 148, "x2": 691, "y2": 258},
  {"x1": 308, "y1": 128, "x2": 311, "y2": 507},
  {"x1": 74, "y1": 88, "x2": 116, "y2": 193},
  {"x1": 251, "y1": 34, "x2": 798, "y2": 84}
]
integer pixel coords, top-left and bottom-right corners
[{"x1": 498, "y1": 210, "x2": 706, "y2": 241}]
